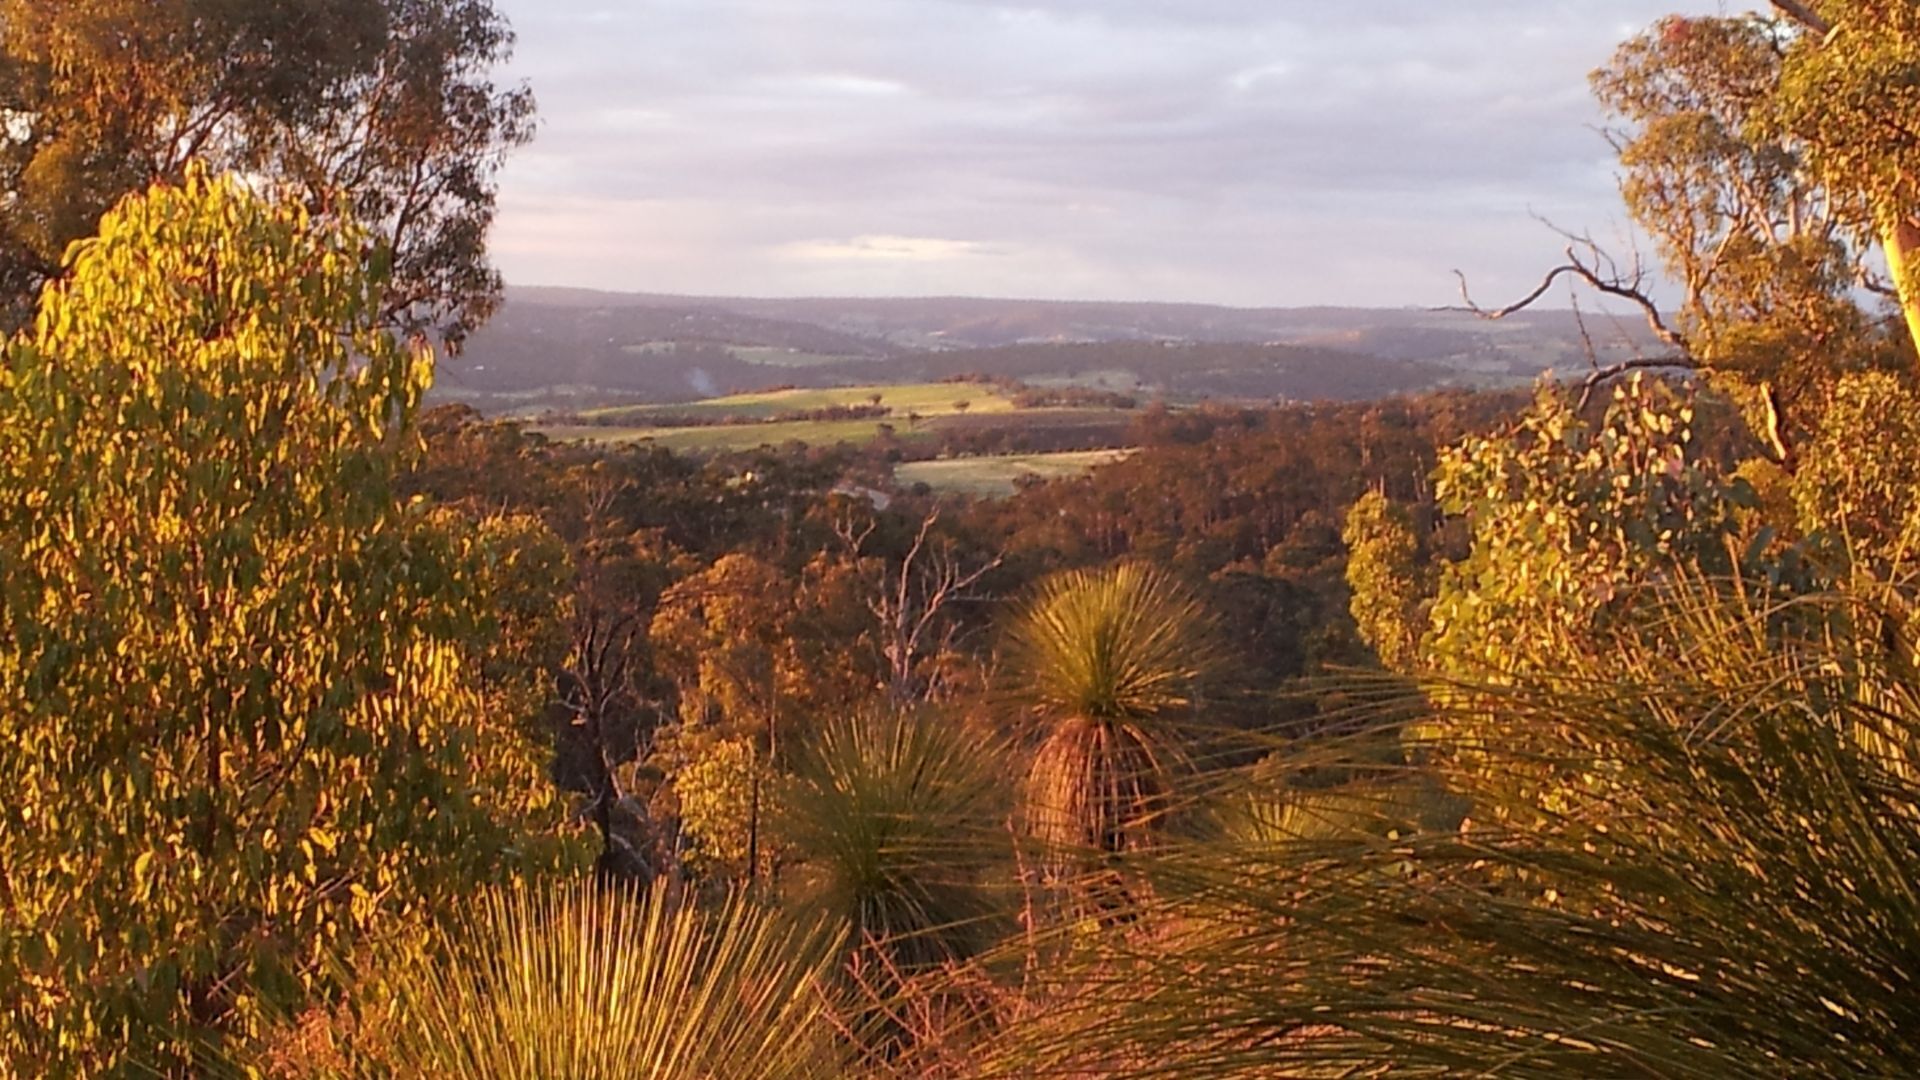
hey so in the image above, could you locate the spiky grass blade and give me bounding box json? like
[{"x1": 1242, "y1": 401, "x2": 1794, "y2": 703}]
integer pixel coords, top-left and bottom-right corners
[
  {"x1": 779, "y1": 709, "x2": 1012, "y2": 971},
  {"x1": 997, "y1": 582, "x2": 1920, "y2": 1077},
  {"x1": 1008, "y1": 562, "x2": 1218, "y2": 723},
  {"x1": 368, "y1": 879, "x2": 848, "y2": 1079}
]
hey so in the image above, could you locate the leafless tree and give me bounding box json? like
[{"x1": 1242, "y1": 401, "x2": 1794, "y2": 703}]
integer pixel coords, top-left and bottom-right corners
[{"x1": 836, "y1": 507, "x2": 1003, "y2": 705}]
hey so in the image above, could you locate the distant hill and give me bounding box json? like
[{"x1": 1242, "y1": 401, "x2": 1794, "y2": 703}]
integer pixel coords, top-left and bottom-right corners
[
  {"x1": 865, "y1": 341, "x2": 1447, "y2": 402},
  {"x1": 440, "y1": 287, "x2": 1660, "y2": 412}
]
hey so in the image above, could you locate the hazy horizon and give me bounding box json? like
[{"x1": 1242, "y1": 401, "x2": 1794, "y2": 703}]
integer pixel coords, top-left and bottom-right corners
[
  {"x1": 485, "y1": 2, "x2": 1761, "y2": 310},
  {"x1": 500, "y1": 280, "x2": 1598, "y2": 314}
]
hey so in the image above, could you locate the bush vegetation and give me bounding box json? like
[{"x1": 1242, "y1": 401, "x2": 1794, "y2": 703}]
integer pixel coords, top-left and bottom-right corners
[{"x1": 14, "y1": 3, "x2": 1920, "y2": 1076}]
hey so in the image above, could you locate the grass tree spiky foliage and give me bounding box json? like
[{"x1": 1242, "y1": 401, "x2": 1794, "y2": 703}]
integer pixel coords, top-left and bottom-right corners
[
  {"x1": 778, "y1": 709, "x2": 1012, "y2": 973},
  {"x1": 1009, "y1": 562, "x2": 1219, "y2": 868},
  {"x1": 359, "y1": 879, "x2": 849, "y2": 1079},
  {"x1": 999, "y1": 579, "x2": 1920, "y2": 1077}
]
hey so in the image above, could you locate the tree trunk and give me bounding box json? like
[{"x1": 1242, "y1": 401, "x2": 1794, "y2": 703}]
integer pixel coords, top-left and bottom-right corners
[{"x1": 1881, "y1": 214, "x2": 1920, "y2": 366}]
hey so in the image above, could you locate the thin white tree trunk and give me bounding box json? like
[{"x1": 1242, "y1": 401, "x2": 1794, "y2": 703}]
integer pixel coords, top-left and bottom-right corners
[{"x1": 1881, "y1": 215, "x2": 1920, "y2": 364}]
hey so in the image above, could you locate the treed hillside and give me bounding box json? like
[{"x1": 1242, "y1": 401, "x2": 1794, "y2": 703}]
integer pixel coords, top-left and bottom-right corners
[
  {"x1": 869, "y1": 340, "x2": 1446, "y2": 400},
  {"x1": 441, "y1": 287, "x2": 1660, "y2": 409}
]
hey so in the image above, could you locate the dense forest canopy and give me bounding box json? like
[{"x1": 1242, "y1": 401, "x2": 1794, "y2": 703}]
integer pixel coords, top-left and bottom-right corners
[{"x1": 8, "y1": 2, "x2": 1920, "y2": 1076}]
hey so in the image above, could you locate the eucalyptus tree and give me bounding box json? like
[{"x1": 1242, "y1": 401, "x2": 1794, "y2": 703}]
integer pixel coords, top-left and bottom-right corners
[
  {"x1": 0, "y1": 0, "x2": 531, "y2": 344},
  {"x1": 1469, "y1": 3, "x2": 1920, "y2": 448},
  {"x1": 0, "y1": 171, "x2": 577, "y2": 1074}
]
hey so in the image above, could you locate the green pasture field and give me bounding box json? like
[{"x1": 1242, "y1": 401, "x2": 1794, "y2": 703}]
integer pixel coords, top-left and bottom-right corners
[
  {"x1": 892, "y1": 449, "x2": 1137, "y2": 497},
  {"x1": 531, "y1": 418, "x2": 895, "y2": 452},
  {"x1": 579, "y1": 382, "x2": 1013, "y2": 425}
]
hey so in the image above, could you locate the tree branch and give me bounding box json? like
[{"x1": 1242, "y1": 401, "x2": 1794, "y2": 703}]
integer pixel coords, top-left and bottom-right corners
[
  {"x1": 1446, "y1": 248, "x2": 1691, "y2": 360},
  {"x1": 1574, "y1": 355, "x2": 1698, "y2": 410},
  {"x1": 1770, "y1": 0, "x2": 1832, "y2": 35}
]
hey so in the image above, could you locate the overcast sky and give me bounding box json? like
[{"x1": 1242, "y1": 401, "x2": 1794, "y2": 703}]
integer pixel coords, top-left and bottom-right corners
[{"x1": 486, "y1": 1, "x2": 1758, "y2": 307}]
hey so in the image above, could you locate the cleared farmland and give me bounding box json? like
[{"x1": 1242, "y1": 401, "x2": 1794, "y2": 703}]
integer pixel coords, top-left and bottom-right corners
[
  {"x1": 892, "y1": 449, "x2": 1137, "y2": 497},
  {"x1": 580, "y1": 383, "x2": 1014, "y2": 425}
]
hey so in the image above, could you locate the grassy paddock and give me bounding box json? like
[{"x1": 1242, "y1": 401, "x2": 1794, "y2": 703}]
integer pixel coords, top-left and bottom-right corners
[
  {"x1": 533, "y1": 418, "x2": 897, "y2": 452},
  {"x1": 893, "y1": 449, "x2": 1137, "y2": 497},
  {"x1": 581, "y1": 383, "x2": 1014, "y2": 425}
]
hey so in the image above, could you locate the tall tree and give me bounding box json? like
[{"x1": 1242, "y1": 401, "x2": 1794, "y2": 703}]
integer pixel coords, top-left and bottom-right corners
[
  {"x1": 1470, "y1": 5, "x2": 1920, "y2": 448},
  {"x1": 1593, "y1": 12, "x2": 1877, "y2": 407},
  {"x1": 1770, "y1": 0, "x2": 1920, "y2": 359},
  {"x1": 0, "y1": 0, "x2": 531, "y2": 345},
  {"x1": 0, "y1": 172, "x2": 577, "y2": 1074}
]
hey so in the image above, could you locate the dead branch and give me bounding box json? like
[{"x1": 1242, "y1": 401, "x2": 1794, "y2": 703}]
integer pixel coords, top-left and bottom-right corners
[
  {"x1": 1442, "y1": 223, "x2": 1702, "y2": 409},
  {"x1": 1573, "y1": 355, "x2": 1699, "y2": 410},
  {"x1": 1769, "y1": 0, "x2": 1831, "y2": 34},
  {"x1": 1446, "y1": 246, "x2": 1693, "y2": 361},
  {"x1": 1569, "y1": 293, "x2": 1600, "y2": 372},
  {"x1": 840, "y1": 506, "x2": 1002, "y2": 703}
]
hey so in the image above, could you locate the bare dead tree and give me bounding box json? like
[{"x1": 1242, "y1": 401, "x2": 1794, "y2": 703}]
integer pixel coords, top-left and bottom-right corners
[
  {"x1": 560, "y1": 599, "x2": 652, "y2": 880},
  {"x1": 835, "y1": 507, "x2": 1003, "y2": 705}
]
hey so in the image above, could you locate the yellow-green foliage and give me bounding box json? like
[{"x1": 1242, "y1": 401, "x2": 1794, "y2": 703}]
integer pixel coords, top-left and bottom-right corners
[
  {"x1": 1413, "y1": 378, "x2": 1785, "y2": 822},
  {"x1": 1340, "y1": 490, "x2": 1426, "y2": 674},
  {"x1": 0, "y1": 172, "x2": 579, "y2": 1073},
  {"x1": 1792, "y1": 370, "x2": 1920, "y2": 559},
  {"x1": 674, "y1": 736, "x2": 766, "y2": 875},
  {"x1": 1425, "y1": 376, "x2": 1753, "y2": 678},
  {"x1": 360, "y1": 879, "x2": 848, "y2": 1079}
]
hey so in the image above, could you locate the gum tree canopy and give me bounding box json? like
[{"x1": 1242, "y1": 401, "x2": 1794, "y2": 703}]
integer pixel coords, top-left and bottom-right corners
[
  {"x1": 1477, "y1": 1, "x2": 1920, "y2": 446},
  {"x1": 0, "y1": 0, "x2": 531, "y2": 346},
  {"x1": 0, "y1": 170, "x2": 577, "y2": 1073}
]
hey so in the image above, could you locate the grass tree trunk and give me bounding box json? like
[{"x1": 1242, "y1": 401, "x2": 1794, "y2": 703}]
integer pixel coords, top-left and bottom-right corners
[{"x1": 1027, "y1": 715, "x2": 1169, "y2": 861}]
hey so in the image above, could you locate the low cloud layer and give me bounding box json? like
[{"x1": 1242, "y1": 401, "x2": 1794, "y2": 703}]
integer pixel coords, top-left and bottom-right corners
[{"x1": 489, "y1": 1, "x2": 1747, "y2": 306}]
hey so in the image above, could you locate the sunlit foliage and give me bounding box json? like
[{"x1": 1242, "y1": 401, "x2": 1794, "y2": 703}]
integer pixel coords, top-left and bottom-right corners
[
  {"x1": 1340, "y1": 489, "x2": 1425, "y2": 674},
  {"x1": 0, "y1": 172, "x2": 578, "y2": 1073},
  {"x1": 1425, "y1": 375, "x2": 1758, "y2": 679},
  {"x1": 357, "y1": 879, "x2": 848, "y2": 1079}
]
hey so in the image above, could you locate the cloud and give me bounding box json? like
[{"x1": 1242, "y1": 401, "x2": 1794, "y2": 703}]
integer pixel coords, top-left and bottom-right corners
[
  {"x1": 489, "y1": 1, "x2": 1762, "y2": 306},
  {"x1": 779, "y1": 235, "x2": 1004, "y2": 263}
]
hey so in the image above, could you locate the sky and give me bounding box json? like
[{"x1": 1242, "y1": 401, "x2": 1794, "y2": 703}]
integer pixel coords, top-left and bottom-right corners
[{"x1": 486, "y1": 1, "x2": 1759, "y2": 308}]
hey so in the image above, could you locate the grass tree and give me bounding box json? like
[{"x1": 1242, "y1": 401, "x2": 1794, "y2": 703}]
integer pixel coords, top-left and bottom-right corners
[
  {"x1": 778, "y1": 709, "x2": 1011, "y2": 973},
  {"x1": 1001, "y1": 578, "x2": 1920, "y2": 1076},
  {"x1": 350, "y1": 879, "x2": 848, "y2": 1079},
  {"x1": 1008, "y1": 562, "x2": 1219, "y2": 880}
]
